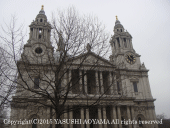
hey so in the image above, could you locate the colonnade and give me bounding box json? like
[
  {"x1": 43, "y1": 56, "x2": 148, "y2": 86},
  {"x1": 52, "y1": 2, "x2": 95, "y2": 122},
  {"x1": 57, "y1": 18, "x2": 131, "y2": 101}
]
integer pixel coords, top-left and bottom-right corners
[
  {"x1": 62, "y1": 105, "x2": 135, "y2": 128},
  {"x1": 67, "y1": 70, "x2": 118, "y2": 95}
]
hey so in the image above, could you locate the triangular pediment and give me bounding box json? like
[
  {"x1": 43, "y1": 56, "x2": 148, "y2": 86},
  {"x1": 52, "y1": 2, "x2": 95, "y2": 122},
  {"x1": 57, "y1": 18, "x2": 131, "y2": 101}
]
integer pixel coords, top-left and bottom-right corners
[{"x1": 69, "y1": 52, "x2": 113, "y2": 67}]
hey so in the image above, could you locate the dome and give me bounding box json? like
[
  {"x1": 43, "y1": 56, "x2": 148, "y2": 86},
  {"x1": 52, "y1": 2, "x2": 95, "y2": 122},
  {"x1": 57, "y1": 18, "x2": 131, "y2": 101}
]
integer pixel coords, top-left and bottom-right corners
[
  {"x1": 35, "y1": 5, "x2": 47, "y2": 22},
  {"x1": 114, "y1": 20, "x2": 124, "y2": 29}
]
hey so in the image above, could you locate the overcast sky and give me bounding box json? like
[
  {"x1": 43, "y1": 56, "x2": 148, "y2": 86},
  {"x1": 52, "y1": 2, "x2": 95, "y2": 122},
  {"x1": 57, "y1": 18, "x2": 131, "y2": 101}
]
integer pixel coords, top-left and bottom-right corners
[{"x1": 0, "y1": 0, "x2": 170, "y2": 118}]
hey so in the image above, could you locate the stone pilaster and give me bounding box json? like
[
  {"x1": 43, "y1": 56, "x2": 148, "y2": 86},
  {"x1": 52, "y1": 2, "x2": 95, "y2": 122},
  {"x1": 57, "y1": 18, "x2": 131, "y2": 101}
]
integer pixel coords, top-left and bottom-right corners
[
  {"x1": 63, "y1": 110, "x2": 68, "y2": 128},
  {"x1": 46, "y1": 107, "x2": 51, "y2": 128},
  {"x1": 18, "y1": 109, "x2": 23, "y2": 128},
  {"x1": 86, "y1": 108, "x2": 90, "y2": 128},
  {"x1": 100, "y1": 72, "x2": 104, "y2": 94},
  {"x1": 117, "y1": 106, "x2": 122, "y2": 128},
  {"x1": 109, "y1": 72, "x2": 113, "y2": 94},
  {"x1": 81, "y1": 108, "x2": 84, "y2": 128},
  {"x1": 103, "y1": 106, "x2": 107, "y2": 128},
  {"x1": 69, "y1": 109, "x2": 73, "y2": 128},
  {"x1": 131, "y1": 106, "x2": 135, "y2": 128},
  {"x1": 111, "y1": 106, "x2": 118, "y2": 128},
  {"x1": 95, "y1": 71, "x2": 99, "y2": 94},
  {"x1": 84, "y1": 70, "x2": 88, "y2": 94},
  {"x1": 127, "y1": 106, "x2": 132, "y2": 128},
  {"x1": 52, "y1": 109, "x2": 55, "y2": 128},
  {"x1": 62, "y1": 71, "x2": 67, "y2": 94},
  {"x1": 98, "y1": 107, "x2": 103, "y2": 128},
  {"x1": 69, "y1": 70, "x2": 72, "y2": 94},
  {"x1": 79, "y1": 70, "x2": 83, "y2": 93},
  {"x1": 114, "y1": 75, "x2": 118, "y2": 95}
]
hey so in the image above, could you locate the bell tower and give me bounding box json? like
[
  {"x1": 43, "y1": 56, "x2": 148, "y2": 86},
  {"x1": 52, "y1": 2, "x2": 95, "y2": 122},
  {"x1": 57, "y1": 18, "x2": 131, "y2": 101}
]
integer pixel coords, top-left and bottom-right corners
[
  {"x1": 22, "y1": 5, "x2": 54, "y2": 64},
  {"x1": 110, "y1": 16, "x2": 142, "y2": 69}
]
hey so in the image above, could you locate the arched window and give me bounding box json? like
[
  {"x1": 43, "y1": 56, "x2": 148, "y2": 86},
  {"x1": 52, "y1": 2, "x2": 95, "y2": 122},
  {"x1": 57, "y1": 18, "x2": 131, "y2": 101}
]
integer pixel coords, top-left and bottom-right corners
[{"x1": 40, "y1": 19, "x2": 43, "y2": 22}]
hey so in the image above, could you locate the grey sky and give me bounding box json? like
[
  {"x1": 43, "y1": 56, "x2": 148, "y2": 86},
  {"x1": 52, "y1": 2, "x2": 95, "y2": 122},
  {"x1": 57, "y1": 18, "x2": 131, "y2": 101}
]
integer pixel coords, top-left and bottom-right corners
[{"x1": 0, "y1": 0, "x2": 170, "y2": 118}]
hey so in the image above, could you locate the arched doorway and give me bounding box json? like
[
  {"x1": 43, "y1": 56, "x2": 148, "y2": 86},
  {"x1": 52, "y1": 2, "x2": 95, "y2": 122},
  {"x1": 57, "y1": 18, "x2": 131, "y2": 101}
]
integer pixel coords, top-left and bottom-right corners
[{"x1": 136, "y1": 114, "x2": 145, "y2": 128}]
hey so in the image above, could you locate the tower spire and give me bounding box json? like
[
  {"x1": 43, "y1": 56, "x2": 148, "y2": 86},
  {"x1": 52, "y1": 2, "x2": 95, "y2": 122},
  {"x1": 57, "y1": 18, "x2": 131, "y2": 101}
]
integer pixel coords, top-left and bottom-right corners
[
  {"x1": 41, "y1": 5, "x2": 44, "y2": 10},
  {"x1": 116, "y1": 15, "x2": 118, "y2": 21}
]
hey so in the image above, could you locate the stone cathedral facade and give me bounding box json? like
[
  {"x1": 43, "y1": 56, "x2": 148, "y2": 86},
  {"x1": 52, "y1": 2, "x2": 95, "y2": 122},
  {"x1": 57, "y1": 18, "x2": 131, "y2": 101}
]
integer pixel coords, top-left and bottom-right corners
[{"x1": 10, "y1": 7, "x2": 158, "y2": 128}]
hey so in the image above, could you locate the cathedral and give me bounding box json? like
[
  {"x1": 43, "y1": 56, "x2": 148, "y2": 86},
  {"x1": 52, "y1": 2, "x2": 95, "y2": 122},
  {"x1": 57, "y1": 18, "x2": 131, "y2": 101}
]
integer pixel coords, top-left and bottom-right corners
[{"x1": 10, "y1": 6, "x2": 158, "y2": 128}]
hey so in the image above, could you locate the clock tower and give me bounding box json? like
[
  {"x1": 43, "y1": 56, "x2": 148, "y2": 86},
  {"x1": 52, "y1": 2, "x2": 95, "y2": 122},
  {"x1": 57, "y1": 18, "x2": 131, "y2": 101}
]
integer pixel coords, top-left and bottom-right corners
[
  {"x1": 110, "y1": 16, "x2": 158, "y2": 128},
  {"x1": 21, "y1": 5, "x2": 54, "y2": 64},
  {"x1": 110, "y1": 16, "x2": 142, "y2": 70}
]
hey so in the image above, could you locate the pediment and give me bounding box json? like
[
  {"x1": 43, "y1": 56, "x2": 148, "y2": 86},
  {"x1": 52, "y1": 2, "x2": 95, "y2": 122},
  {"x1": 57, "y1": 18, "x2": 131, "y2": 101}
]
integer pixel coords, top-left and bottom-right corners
[{"x1": 70, "y1": 52, "x2": 113, "y2": 67}]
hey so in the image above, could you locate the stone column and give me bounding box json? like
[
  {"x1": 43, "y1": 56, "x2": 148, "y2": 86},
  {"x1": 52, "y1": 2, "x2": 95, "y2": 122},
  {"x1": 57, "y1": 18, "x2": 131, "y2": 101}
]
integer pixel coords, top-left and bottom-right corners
[
  {"x1": 63, "y1": 110, "x2": 68, "y2": 128},
  {"x1": 121, "y1": 75, "x2": 126, "y2": 96},
  {"x1": 111, "y1": 106, "x2": 118, "y2": 128},
  {"x1": 103, "y1": 106, "x2": 107, "y2": 128},
  {"x1": 130, "y1": 39, "x2": 133, "y2": 49},
  {"x1": 86, "y1": 108, "x2": 90, "y2": 128},
  {"x1": 84, "y1": 70, "x2": 88, "y2": 94},
  {"x1": 114, "y1": 75, "x2": 118, "y2": 95},
  {"x1": 37, "y1": 28, "x2": 39, "y2": 39},
  {"x1": 69, "y1": 70, "x2": 72, "y2": 94},
  {"x1": 79, "y1": 70, "x2": 83, "y2": 93},
  {"x1": 119, "y1": 37, "x2": 123, "y2": 49},
  {"x1": 81, "y1": 108, "x2": 85, "y2": 128},
  {"x1": 117, "y1": 106, "x2": 122, "y2": 128},
  {"x1": 18, "y1": 109, "x2": 23, "y2": 128},
  {"x1": 98, "y1": 107, "x2": 103, "y2": 128},
  {"x1": 62, "y1": 71, "x2": 67, "y2": 94},
  {"x1": 95, "y1": 71, "x2": 99, "y2": 94},
  {"x1": 109, "y1": 72, "x2": 113, "y2": 94},
  {"x1": 33, "y1": 28, "x2": 36, "y2": 38},
  {"x1": 46, "y1": 107, "x2": 51, "y2": 128},
  {"x1": 11, "y1": 108, "x2": 17, "y2": 128},
  {"x1": 100, "y1": 72, "x2": 104, "y2": 94},
  {"x1": 52, "y1": 109, "x2": 55, "y2": 128},
  {"x1": 127, "y1": 106, "x2": 132, "y2": 128},
  {"x1": 69, "y1": 108, "x2": 73, "y2": 128},
  {"x1": 131, "y1": 106, "x2": 135, "y2": 128}
]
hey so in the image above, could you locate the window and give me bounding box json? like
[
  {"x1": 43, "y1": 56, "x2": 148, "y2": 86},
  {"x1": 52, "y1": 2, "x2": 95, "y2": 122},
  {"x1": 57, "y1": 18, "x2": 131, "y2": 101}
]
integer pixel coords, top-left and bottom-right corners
[
  {"x1": 124, "y1": 38, "x2": 127, "y2": 48},
  {"x1": 87, "y1": 70, "x2": 96, "y2": 94},
  {"x1": 133, "y1": 82, "x2": 138, "y2": 92},
  {"x1": 34, "y1": 78, "x2": 39, "y2": 89},
  {"x1": 35, "y1": 47, "x2": 42, "y2": 54},
  {"x1": 72, "y1": 69, "x2": 79, "y2": 94},
  {"x1": 116, "y1": 38, "x2": 120, "y2": 47},
  {"x1": 39, "y1": 28, "x2": 42, "y2": 33},
  {"x1": 117, "y1": 81, "x2": 120, "y2": 92},
  {"x1": 103, "y1": 71, "x2": 109, "y2": 94},
  {"x1": 40, "y1": 19, "x2": 43, "y2": 22},
  {"x1": 113, "y1": 41, "x2": 115, "y2": 48},
  {"x1": 39, "y1": 35, "x2": 41, "y2": 39}
]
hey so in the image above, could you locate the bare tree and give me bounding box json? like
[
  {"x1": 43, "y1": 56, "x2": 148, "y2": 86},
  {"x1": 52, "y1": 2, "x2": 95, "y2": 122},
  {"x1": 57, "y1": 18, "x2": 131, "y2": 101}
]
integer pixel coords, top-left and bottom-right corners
[
  {"x1": 1, "y1": 7, "x2": 134, "y2": 128},
  {"x1": 0, "y1": 15, "x2": 25, "y2": 111},
  {"x1": 0, "y1": 7, "x2": 121, "y2": 128}
]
